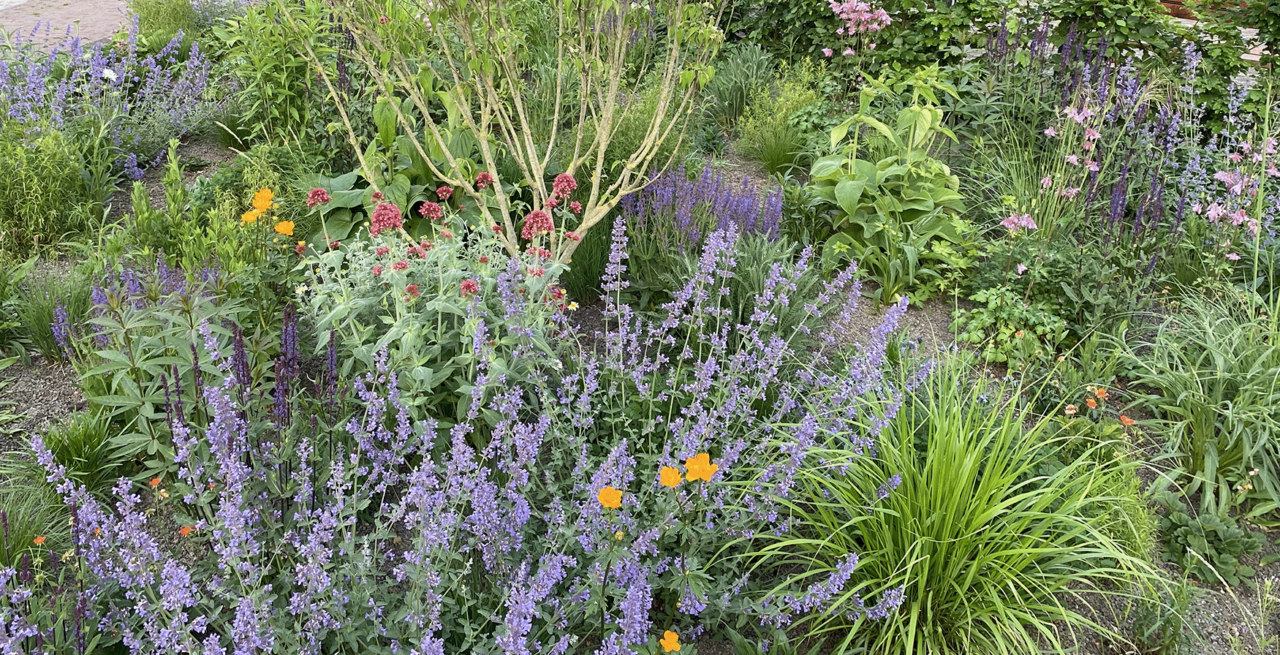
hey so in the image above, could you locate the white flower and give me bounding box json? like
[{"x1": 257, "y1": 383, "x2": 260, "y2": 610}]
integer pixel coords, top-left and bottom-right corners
[{"x1": 101, "y1": 68, "x2": 118, "y2": 82}]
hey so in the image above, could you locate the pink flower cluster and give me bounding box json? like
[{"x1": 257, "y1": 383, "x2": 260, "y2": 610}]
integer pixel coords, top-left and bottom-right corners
[
  {"x1": 306, "y1": 187, "x2": 331, "y2": 208},
  {"x1": 552, "y1": 173, "x2": 578, "y2": 199},
  {"x1": 476, "y1": 171, "x2": 495, "y2": 189},
  {"x1": 461, "y1": 279, "x2": 480, "y2": 298},
  {"x1": 370, "y1": 203, "x2": 403, "y2": 237},
  {"x1": 436, "y1": 185, "x2": 453, "y2": 201},
  {"x1": 1001, "y1": 213, "x2": 1038, "y2": 233},
  {"x1": 521, "y1": 210, "x2": 554, "y2": 240},
  {"x1": 419, "y1": 201, "x2": 445, "y2": 221},
  {"x1": 828, "y1": 0, "x2": 890, "y2": 35}
]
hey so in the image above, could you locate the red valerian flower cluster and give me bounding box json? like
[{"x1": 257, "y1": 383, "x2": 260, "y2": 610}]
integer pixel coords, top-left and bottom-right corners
[
  {"x1": 418, "y1": 201, "x2": 444, "y2": 221},
  {"x1": 552, "y1": 172, "x2": 577, "y2": 199},
  {"x1": 435, "y1": 185, "x2": 453, "y2": 201},
  {"x1": 370, "y1": 203, "x2": 403, "y2": 237},
  {"x1": 476, "y1": 171, "x2": 495, "y2": 189},
  {"x1": 521, "y1": 210, "x2": 554, "y2": 240},
  {"x1": 460, "y1": 279, "x2": 480, "y2": 298},
  {"x1": 306, "y1": 187, "x2": 331, "y2": 208}
]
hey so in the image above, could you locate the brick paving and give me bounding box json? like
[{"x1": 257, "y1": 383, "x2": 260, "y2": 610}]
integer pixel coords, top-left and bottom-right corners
[{"x1": 0, "y1": 0, "x2": 128, "y2": 45}]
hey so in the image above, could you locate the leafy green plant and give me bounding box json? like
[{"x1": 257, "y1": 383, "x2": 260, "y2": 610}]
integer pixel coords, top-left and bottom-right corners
[
  {"x1": 0, "y1": 120, "x2": 89, "y2": 256},
  {"x1": 704, "y1": 44, "x2": 774, "y2": 130},
  {"x1": 811, "y1": 67, "x2": 967, "y2": 304},
  {"x1": 1155, "y1": 491, "x2": 1265, "y2": 586},
  {"x1": 1117, "y1": 293, "x2": 1280, "y2": 518},
  {"x1": 950, "y1": 284, "x2": 1069, "y2": 368},
  {"x1": 737, "y1": 59, "x2": 823, "y2": 174},
  {"x1": 17, "y1": 270, "x2": 92, "y2": 362},
  {"x1": 130, "y1": 0, "x2": 198, "y2": 43},
  {"x1": 0, "y1": 256, "x2": 35, "y2": 358},
  {"x1": 1125, "y1": 576, "x2": 1197, "y2": 655},
  {"x1": 755, "y1": 351, "x2": 1153, "y2": 655}
]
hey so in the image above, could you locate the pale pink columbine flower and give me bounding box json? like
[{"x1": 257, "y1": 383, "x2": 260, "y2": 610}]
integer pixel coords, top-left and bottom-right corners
[
  {"x1": 1242, "y1": 142, "x2": 1253, "y2": 153},
  {"x1": 1248, "y1": 218, "x2": 1261, "y2": 237},
  {"x1": 1057, "y1": 187, "x2": 1081, "y2": 199},
  {"x1": 1044, "y1": 126, "x2": 1057, "y2": 137},
  {"x1": 868, "y1": 42, "x2": 876, "y2": 49},
  {"x1": 1000, "y1": 213, "x2": 1038, "y2": 233},
  {"x1": 1227, "y1": 252, "x2": 1241, "y2": 261},
  {"x1": 1191, "y1": 203, "x2": 1203, "y2": 215},
  {"x1": 1230, "y1": 209, "x2": 1248, "y2": 226},
  {"x1": 1064, "y1": 105, "x2": 1094, "y2": 125},
  {"x1": 1084, "y1": 128, "x2": 1101, "y2": 141},
  {"x1": 1207, "y1": 203, "x2": 1226, "y2": 222},
  {"x1": 1266, "y1": 138, "x2": 1278, "y2": 154},
  {"x1": 1086, "y1": 160, "x2": 1100, "y2": 172},
  {"x1": 1065, "y1": 154, "x2": 1080, "y2": 166},
  {"x1": 1082, "y1": 141, "x2": 1095, "y2": 151},
  {"x1": 1254, "y1": 153, "x2": 1265, "y2": 163},
  {"x1": 843, "y1": 48, "x2": 856, "y2": 56},
  {"x1": 1229, "y1": 152, "x2": 1243, "y2": 162},
  {"x1": 822, "y1": 48, "x2": 834, "y2": 57},
  {"x1": 1268, "y1": 164, "x2": 1280, "y2": 178},
  {"x1": 1016, "y1": 263, "x2": 1028, "y2": 276},
  {"x1": 1040, "y1": 175, "x2": 1053, "y2": 190}
]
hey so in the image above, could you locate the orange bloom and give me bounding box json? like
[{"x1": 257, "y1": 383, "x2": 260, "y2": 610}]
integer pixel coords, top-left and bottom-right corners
[
  {"x1": 252, "y1": 188, "x2": 274, "y2": 212},
  {"x1": 1120, "y1": 415, "x2": 1136, "y2": 426},
  {"x1": 659, "y1": 466, "x2": 682, "y2": 488},
  {"x1": 149, "y1": 477, "x2": 162, "y2": 487},
  {"x1": 179, "y1": 526, "x2": 193, "y2": 538},
  {"x1": 597, "y1": 486, "x2": 622, "y2": 509},
  {"x1": 241, "y1": 209, "x2": 261, "y2": 224},
  {"x1": 660, "y1": 631, "x2": 680, "y2": 652},
  {"x1": 1095, "y1": 387, "x2": 1109, "y2": 399},
  {"x1": 33, "y1": 535, "x2": 46, "y2": 546},
  {"x1": 274, "y1": 221, "x2": 295, "y2": 237},
  {"x1": 685, "y1": 453, "x2": 718, "y2": 482},
  {"x1": 1086, "y1": 398, "x2": 1098, "y2": 409},
  {"x1": 1065, "y1": 404, "x2": 1078, "y2": 416}
]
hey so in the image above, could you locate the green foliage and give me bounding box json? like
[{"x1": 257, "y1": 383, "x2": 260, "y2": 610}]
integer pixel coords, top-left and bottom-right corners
[
  {"x1": 0, "y1": 120, "x2": 89, "y2": 256},
  {"x1": 2, "y1": 412, "x2": 122, "y2": 498},
  {"x1": 1117, "y1": 293, "x2": 1280, "y2": 518},
  {"x1": 0, "y1": 480, "x2": 67, "y2": 569},
  {"x1": 1155, "y1": 492, "x2": 1265, "y2": 586},
  {"x1": 214, "y1": 0, "x2": 339, "y2": 149},
  {"x1": 560, "y1": 213, "x2": 614, "y2": 302},
  {"x1": 703, "y1": 44, "x2": 774, "y2": 130},
  {"x1": 758, "y1": 352, "x2": 1152, "y2": 655},
  {"x1": 1126, "y1": 577, "x2": 1197, "y2": 655},
  {"x1": 129, "y1": 0, "x2": 197, "y2": 44},
  {"x1": 777, "y1": 173, "x2": 832, "y2": 249},
  {"x1": 950, "y1": 284, "x2": 1069, "y2": 368},
  {"x1": 0, "y1": 256, "x2": 36, "y2": 358},
  {"x1": 737, "y1": 60, "x2": 824, "y2": 174},
  {"x1": 1046, "y1": 0, "x2": 1180, "y2": 56},
  {"x1": 811, "y1": 68, "x2": 968, "y2": 304},
  {"x1": 17, "y1": 269, "x2": 92, "y2": 363}
]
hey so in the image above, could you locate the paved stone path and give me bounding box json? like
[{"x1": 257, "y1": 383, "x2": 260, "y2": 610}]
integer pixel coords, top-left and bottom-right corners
[{"x1": 0, "y1": 0, "x2": 127, "y2": 45}]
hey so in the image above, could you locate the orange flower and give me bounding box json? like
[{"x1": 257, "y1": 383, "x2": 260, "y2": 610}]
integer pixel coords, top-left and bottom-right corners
[
  {"x1": 1095, "y1": 387, "x2": 1108, "y2": 399},
  {"x1": 1065, "y1": 404, "x2": 1078, "y2": 416},
  {"x1": 33, "y1": 535, "x2": 46, "y2": 546},
  {"x1": 149, "y1": 477, "x2": 162, "y2": 488},
  {"x1": 179, "y1": 526, "x2": 193, "y2": 538},
  {"x1": 685, "y1": 453, "x2": 718, "y2": 482},
  {"x1": 597, "y1": 486, "x2": 622, "y2": 509},
  {"x1": 660, "y1": 631, "x2": 680, "y2": 653},
  {"x1": 241, "y1": 209, "x2": 261, "y2": 224},
  {"x1": 252, "y1": 188, "x2": 274, "y2": 212},
  {"x1": 1120, "y1": 415, "x2": 1136, "y2": 426},
  {"x1": 659, "y1": 466, "x2": 682, "y2": 488},
  {"x1": 274, "y1": 221, "x2": 295, "y2": 237},
  {"x1": 1086, "y1": 398, "x2": 1098, "y2": 409}
]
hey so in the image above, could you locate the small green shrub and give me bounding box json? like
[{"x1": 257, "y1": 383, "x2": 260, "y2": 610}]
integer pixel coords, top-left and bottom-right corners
[
  {"x1": 17, "y1": 271, "x2": 92, "y2": 362},
  {"x1": 0, "y1": 481, "x2": 67, "y2": 569},
  {"x1": 950, "y1": 284, "x2": 1069, "y2": 369},
  {"x1": 737, "y1": 59, "x2": 823, "y2": 174},
  {"x1": 560, "y1": 212, "x2": 614, "y2": 303},
  {"x1": 0, "y1": 121, "x2": 89, "y2": 256},
  {"x1": 0, "y1": 256, "x2": 36, "y2": 358},
  {"x1": 1125, "y1": 577, "x2": 1197, "y2": 655},
  {"x1": 40, "y1": 411, "x2": 122, "y2": 497},
  {"x1": 1117, "y1": 293, "x2": 1280, "y2": 518},
  {"x1": 130, "y1": 0, "x2": 198, "y2": 43},
  {"x1": 756, "y1": 351, "x2": 1153, "y2": 655},
  {"x1": 1155, "y1": 491, "x2": 1265, "y2": 586},
  {"x1": 703, "y1": 44, "x2": 774, "y2": 130}
]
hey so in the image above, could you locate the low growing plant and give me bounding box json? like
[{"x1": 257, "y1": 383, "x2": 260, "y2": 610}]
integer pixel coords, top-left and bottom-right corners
[{"x1": 1154, "y1": 491, "x2": 1265, "y2": 586}]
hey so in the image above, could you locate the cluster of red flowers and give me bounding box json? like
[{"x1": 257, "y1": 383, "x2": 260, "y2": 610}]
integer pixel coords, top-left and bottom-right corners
[
  {"x1": 372, "y1": 264, "x2": 384, "y2": 276},
  {"x1": 569, "y1": 201, "x2": 582, "y2": 214},
  {"x1": 552, "y1": 172, "x2": 577, "y2": 199},
  {"x1": 461, "y1": 279, "x2": 480, "y2": 298},
  {"x1": 376, "y1": 246, "x2": 390, "y2": 256},
  {"x1": 476, "y1": 171, "x2": 495, "y2": 189},
  {"x1": 392, "y1": 260, "x2": 409, "y2": 271},
  {"x1": 528, "y1": 266, "x2": 546, "y2": 278},
  {"x1": 406, "y1": 284, "x2": 421, "y2": 298},
  {"x1": 370, "y1": 203, "x2": 403, "y2": 237},
  {"x1": 521, "y1": 210, "x2": 554, "y2": 240},
  {"x1": 565, "y1": 231, "x2": 582, "y2": 242},
  {"x1": 306, "y1": 187, "x2": 331, "y2": 208},
  {"x1": 526, "y1": 246, "x2": 552, "y2": 260},
  {"x1": 419, "y1": 201, "x2": 444, "y2": 221},
  {"x1": 436, "y1": 185, "x2": 453, "y2": 201}
]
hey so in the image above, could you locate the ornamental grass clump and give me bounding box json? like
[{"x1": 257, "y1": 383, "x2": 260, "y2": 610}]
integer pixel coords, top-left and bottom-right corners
[{"x1": 2, "y1": 215, "x2": 911, "y2": 653}]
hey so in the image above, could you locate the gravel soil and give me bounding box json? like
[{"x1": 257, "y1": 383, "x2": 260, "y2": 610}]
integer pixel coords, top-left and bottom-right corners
[{"x1": 0, "y1": 357, "x2": 81, "y2": 453}]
